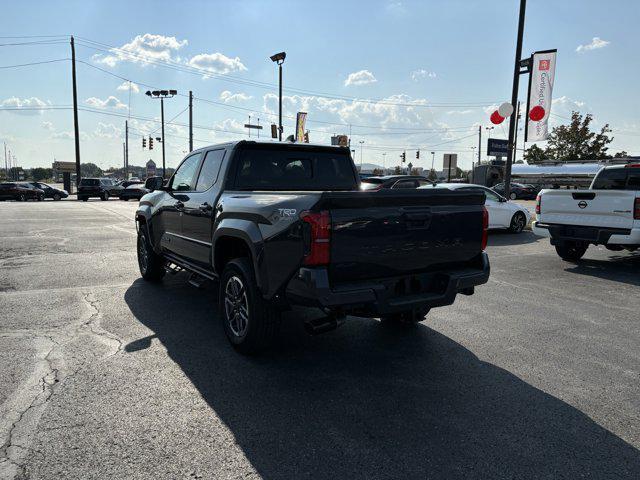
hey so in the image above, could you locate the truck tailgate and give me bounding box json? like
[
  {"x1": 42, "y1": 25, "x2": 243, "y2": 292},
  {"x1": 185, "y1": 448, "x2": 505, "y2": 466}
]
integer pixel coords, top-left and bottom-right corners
[
  {"x1": 317, "y1": 189, "x2": 485, "y2": 283},
  {"x1": 539, "y1": 189, "x2": 637, "y2": 229}
]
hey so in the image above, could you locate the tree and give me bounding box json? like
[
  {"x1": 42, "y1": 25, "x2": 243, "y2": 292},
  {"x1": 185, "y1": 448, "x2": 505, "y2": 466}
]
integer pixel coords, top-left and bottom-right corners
[
  {"x1": 613, "y1": 151, "x2": 628, "y2": 158},
  {"x1": 81, "y1": 163, "x2": 103, "y2": 177},
  {"x1": 545, "y1": 111, "x2": 613, "y2": 160},
  {"x1": 31, "y1": 167, "x2": 52, "y2": 181},
  {"x1": 524, "y1": 144, "x2": 547, "y2": 164},
  {"x1": 372, "y1": 168, "x2": 384, "y2": 175},
  {"x1": 410, "y1": 168, "x2": 420, "y2": 175},
  {"x1": 393, "y1": 165, "x2": 402, "y2": 175},
  {"x1": 427, "y1": 169, "x2": 438, "y2": 181}
]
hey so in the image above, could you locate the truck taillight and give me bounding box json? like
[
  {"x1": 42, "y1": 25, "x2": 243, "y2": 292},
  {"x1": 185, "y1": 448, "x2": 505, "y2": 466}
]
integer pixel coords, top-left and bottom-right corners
[
  {"x1": 300, "y1": 210, "x2": 331, "y2": 266},
  {"x1": 481, "y1": 207, "x2": 488, "y2": 251},
  {"x1": 535, "y1": 194, "x2": 541, "y2": 215},
  {"x1": 635, "y1": 198, "x2": 640, "y2": 220}
]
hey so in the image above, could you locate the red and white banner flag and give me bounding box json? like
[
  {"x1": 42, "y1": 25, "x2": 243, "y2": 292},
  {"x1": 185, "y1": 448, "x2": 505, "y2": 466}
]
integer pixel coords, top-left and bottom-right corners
[{"x1": 526, "y1": 50, "x2": 557, "y2": 141}]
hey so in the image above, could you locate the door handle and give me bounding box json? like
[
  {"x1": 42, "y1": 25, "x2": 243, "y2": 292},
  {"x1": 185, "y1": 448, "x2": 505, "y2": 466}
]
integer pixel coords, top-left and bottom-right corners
[
  {"x1": 199, "y1": 202, "x2": 213, "y2": 212},
  {"x1": 174, "y1": 201, "x2": 184, "y2": 210}
]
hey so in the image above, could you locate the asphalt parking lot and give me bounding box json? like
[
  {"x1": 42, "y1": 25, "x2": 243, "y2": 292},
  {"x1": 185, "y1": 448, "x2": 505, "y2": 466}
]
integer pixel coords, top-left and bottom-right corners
[{"x1": 1, "y1": 199, "x2": 639, "y2": 479}]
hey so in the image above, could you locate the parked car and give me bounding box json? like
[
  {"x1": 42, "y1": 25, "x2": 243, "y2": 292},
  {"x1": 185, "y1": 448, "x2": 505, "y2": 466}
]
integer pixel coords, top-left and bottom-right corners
[
  {"x1": 420, "y1": 183, "x2": 531, "y2": 233},
  {"x1": 360, "y1": 175, "x2": 433, "y2": 191},
  {"x1": 29, "y1": 182, "x2": 68, "y2": 201},
  {"x1": 77, "y1": 178, "x2": 124, "y2": 201},
  {"x1": 533, "y1": 164, "x2": 640, "y2": 261},
  {"x1": 120, "y1": 183, "x2": 150, "y2": 201},
  {"x1": 0, "y1": 182, "x2": 44, "y2": 201},
  {"x1": 491, "y1": 182, "x2": 537, "y2": 200},
  {"x1": 136, "y1": 140, "x2": 490, "y2": 354}
]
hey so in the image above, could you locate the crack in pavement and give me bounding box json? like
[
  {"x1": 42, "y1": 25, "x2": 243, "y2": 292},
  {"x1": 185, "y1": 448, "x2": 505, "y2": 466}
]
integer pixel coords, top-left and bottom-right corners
[{"x1": 0, "y1": 291, "x2": 125, "y2": 479}]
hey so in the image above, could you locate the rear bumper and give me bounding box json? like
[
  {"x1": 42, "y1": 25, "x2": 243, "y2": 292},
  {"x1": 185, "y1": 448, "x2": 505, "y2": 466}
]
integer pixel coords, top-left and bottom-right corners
[
  {"x1": 285, "y1": 253, "x2": 490, "y2": 316},
  {"x1": 533, "y1": 221, "x2": 640, "y2": 245}
]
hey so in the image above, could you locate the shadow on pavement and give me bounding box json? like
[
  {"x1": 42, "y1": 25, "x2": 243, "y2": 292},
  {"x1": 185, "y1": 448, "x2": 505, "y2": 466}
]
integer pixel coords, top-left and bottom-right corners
[
  {"x1": 487, "y1": 229, "x2": 539, "y2": 247},
  {"x1": 124, "y1": 277, "x2": 640, "y2": 479},
  {"x1": 565, "y1": 251, "x2": 640, "y2": 287}
]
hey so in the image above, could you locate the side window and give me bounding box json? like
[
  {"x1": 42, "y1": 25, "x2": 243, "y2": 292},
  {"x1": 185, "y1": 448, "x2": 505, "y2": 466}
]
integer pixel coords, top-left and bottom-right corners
[
  {"x1": 627, "y1": 172, "x2": 640, "y2": 189},
  {"x1": 483, "y1": 189, "x2": 501, "y2": 202},
  {"x1": 171, "y1": 153, "x2": 202, "y2": 191},
  {"x1": 195, "y1": 149, "x2": 225, "y2": 192},
  {"x1": 394, "y1": 180, "x2": 417, "y2": 189},
  {"x1": 592, "y1": 168, "x2": 628, "y2": 190},
  {"x1": 417, "y1": 179, "x2": 431, "y2": 187}
]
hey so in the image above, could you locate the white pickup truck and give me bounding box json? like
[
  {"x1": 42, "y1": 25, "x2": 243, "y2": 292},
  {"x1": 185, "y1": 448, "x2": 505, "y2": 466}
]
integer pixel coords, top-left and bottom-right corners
[{"x1": 533, "y1": 164, "x2": 640, "y2": 261}]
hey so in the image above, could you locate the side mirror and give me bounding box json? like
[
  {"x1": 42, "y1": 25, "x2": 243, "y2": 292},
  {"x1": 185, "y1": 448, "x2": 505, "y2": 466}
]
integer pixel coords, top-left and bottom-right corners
[{"x1": 145, "y1": 176, "x2": 164, "y2": 191}]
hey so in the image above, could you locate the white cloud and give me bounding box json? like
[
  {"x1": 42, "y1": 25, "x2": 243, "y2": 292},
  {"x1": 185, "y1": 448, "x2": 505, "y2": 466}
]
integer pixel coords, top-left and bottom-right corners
[
  {"x1": 116, "y1": 81, "x2": 140, "y2": 93},
  {"x1": 94, "y1": 122, "x2": 122, "y2": 138},
  {"x1": 262, "y1": 92, "x2": 431, "y2": 129},
  {"x1": 386, "y1": 1, "x2": 406, "y2": 15},
  {"x1": 1, "y1": 96, "x2": 47, "y2": 115},
  {"x1": 219, "y1": 90, "x2": 252, "y2": 103},
  {"x1": 576, "y1": 37, "x2": 610, "y2": 53},
  {"x1": 411, "y1": 69, "x2": 436, "y2": 81},
  {"x1": 93, "y1": 33, "x2": 188, "y2": 67},
  {"x1": 187, "y1": 53, "x2": 247, "y2": 76},
  {"x1": 445, "y1": 109, "x2": 474, "y2": 115},
  {"x1": 85, "y1": 96, "x2": 127, "y2": 110},
  {"x1": 552, "y1": 96, "x2": 585, "y2": 108},
  {"x1": 52, "y1": 131, "x2": 88, "y2": 141},
  {"x1": 344, "y1": 70, "x2": 377, "y2": 86},
  {"x1": 41, "y1": 121, "x2": 54, "y2": 131}
]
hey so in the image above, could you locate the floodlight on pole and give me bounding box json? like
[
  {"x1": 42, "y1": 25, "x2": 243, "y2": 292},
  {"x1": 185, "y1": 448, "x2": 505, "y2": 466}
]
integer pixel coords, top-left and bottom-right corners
[
  {"x1": 270, "y1": 51, "x2": 286, "y2": 141},
  {"x1": 145, "y1": 89, "x2": 177, "y2": 178}
]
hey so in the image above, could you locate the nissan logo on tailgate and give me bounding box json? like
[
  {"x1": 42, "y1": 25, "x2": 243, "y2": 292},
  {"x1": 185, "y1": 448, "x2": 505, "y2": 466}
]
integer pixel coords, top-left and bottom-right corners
[{"x1": 578, "y1": 201, "x2": 588, "y2": 209}]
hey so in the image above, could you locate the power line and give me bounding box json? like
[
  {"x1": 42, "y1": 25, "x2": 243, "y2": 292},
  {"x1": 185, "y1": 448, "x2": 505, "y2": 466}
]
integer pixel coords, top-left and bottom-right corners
[
  {"x1": 0, "y1": 58, "x2": 69, "y2": 69},
  {"x1": 74, "y1": 36, "x2": 499, "y2": 108}
]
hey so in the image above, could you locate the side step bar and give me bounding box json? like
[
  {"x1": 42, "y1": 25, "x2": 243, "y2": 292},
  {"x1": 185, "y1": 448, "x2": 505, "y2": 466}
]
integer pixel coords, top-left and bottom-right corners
[{"x1": 163, "y1": 252, "x2": 218, "y2": 282}]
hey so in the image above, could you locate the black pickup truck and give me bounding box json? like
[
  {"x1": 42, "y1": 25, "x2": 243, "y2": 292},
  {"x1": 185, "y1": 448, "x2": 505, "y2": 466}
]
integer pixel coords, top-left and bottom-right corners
[{"x1": 135, "y1": 141, "x2": 489, "y2": 353}]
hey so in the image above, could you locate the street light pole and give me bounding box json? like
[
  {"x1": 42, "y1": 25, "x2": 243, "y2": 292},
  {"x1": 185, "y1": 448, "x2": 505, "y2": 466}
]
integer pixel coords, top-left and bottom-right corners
[
  {"x1": 160, "y1": 97, "x2": 166, "y2": 178},
  {"x1": 382, "y1": 152, "x2": 386, "y2": 171},
  {"x1": 431, "y1": 151, "x2": 435, "y2": 171},
  {"x1": 359, "y1": 140, "x2": 364, "y2": 169},
  {"x1": 145, "y1": 89, "x2": 177, "y2": 179},
  {"x1": 270, "y1": 52, "x2": 286, "y2": 142},
  {"x1": 504, "y1": 0, "x2": 527, "y2": 200}
]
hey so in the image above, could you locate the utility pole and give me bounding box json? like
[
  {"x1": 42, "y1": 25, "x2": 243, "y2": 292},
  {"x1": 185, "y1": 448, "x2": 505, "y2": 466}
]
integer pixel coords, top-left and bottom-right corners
[
  {"x1": 504, "y1": 0, "x2": 527, "y2": 200},
  {"x1": 3, "y1": 142, "x2": 7, "y2": 178},
  {"x1": 478, "y1": 125, "x2": 482, "y2": 165},
  {"x1": 71, "y1": 36, "x2": 81, "y2": 189},
  {"x1": 122, "y1": 142, "x2": 126, "y2": 176},
  {"x1": 161, "y1": 97, "x2": 166, "y2": 178},
  {"x1": 188, "y1": 90, "x2": 193, "y2": 152},
  {"x1": 125, "y1": 120, "x2": 129, "y2": 180}
]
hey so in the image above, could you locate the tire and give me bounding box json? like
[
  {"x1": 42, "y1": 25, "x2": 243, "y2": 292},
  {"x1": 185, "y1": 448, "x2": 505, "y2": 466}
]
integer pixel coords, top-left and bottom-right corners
[
  {"x1": 101, "y1": 191, "x2": 110, "y2": 201},
  {"x1": 53, "y1": 193, "x2": 61, "y2": 201},
  {"x1": 220, "y1": 258, "x2": 280, "y2": 355},
  {"x1": 121, "y1": 197, "x2": 129, "y2": 201},
  {"x1": 555, "y1": 242, "x2": 588, "y2": 262},
  {"x1": 509, "y1": 192, "x2": 517, "y2": 200},
  {"x1": 18, "y1": 194, "x2": 26, "y2": 202},
  {"x1": 509, "y1": 211, "x2": 527, "y2": 233},
  {"x1": 381, "y1": 308, "x2": 430, "y2": 325},
  {"x1": 37, "y1": 194, "x2": 44, "y2": 202},
  {"x1": 137, "y1": 228, "x2": 165, "y2": 282}
]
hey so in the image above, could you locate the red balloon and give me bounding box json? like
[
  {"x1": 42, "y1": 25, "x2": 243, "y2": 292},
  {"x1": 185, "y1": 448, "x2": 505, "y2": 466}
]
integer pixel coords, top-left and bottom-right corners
[
  {"x1": 490, "y1": 111, "x2": 504, "y2": 125},
  {"x1": 529, "y1": 105, "x2": 545, "y2": 121}
]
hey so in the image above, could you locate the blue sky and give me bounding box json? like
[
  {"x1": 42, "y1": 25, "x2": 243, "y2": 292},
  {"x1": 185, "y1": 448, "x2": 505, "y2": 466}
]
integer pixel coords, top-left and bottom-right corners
[{"x1": 2, "y1": 0, "x2": 638, "y2": 171}]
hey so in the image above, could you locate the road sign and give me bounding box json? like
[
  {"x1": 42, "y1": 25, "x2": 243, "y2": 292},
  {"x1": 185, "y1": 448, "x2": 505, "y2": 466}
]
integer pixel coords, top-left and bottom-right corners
[
  {"x1": 443, "y1": 153, "x2": 458, "y2": 171},
  {"x1": 52, "y1": 161, "x2": 76, "y2": 173},
  {"x1": 244, "y1": 124, "x2": 263, "y2": 130},
  {"x1": 487, "y1": 138, "x2": 509, "y2": 157},
  {"x1": 331, "y1": 135, "x2": 349, "y2": 147}
]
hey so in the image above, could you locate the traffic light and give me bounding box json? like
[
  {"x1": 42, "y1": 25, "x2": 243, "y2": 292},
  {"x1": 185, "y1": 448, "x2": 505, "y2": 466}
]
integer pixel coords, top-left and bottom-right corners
[
  {"x1": 149, "y1": 137, "x2": 154, "y2": 150},
  {"x1": 271, "y1": 124, "x2": 278, "y2": 139},
  {"x1": 303, "y1": 131, "x2": 309, "y2": 143},
  {"x1": 400, "y1": 151, "x2": 406, "y2": 162},
  {"x1": 142, "y1": 137, "x2": 147, "y2": 149},
  {"x1": 416, "y1": 150, "x2": 420, "y2": 159}
]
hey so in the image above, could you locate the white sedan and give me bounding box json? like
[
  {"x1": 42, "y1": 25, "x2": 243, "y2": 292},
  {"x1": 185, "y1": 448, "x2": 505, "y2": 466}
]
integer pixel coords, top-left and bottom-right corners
[{"x1": 419, "y1": 183, "x2": 532, "y2": 233}]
